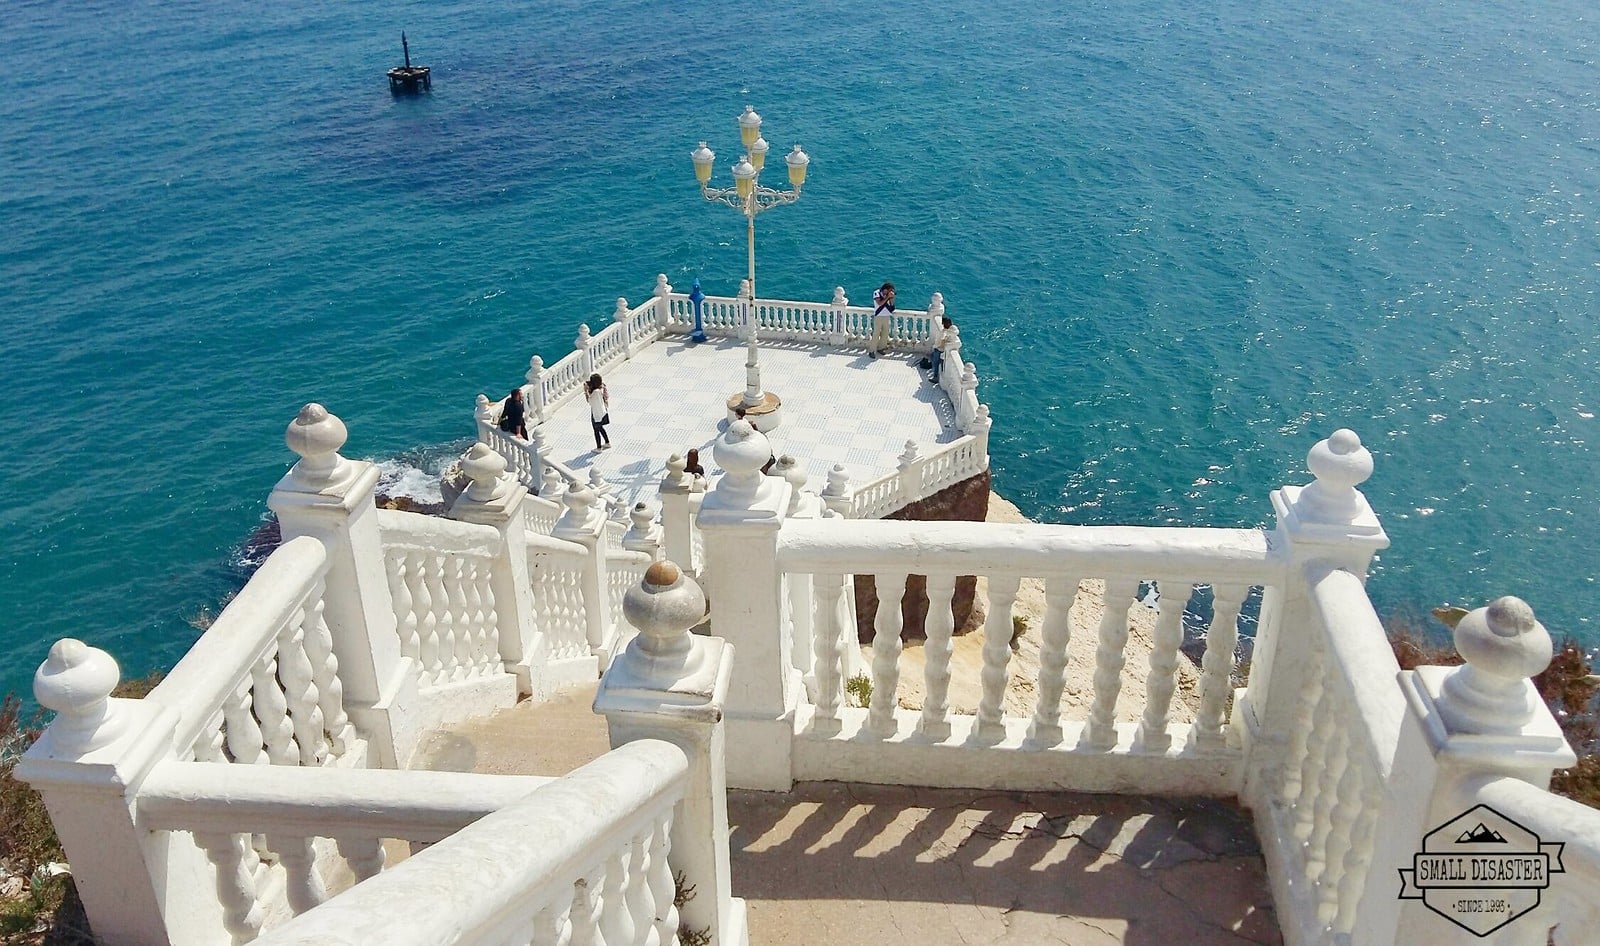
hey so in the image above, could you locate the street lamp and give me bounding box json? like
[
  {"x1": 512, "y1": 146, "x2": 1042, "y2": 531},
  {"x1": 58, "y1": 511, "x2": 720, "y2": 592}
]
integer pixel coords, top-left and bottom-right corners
[{"x1": 692, "y1": 105, "x2": 810, "y2": 431}]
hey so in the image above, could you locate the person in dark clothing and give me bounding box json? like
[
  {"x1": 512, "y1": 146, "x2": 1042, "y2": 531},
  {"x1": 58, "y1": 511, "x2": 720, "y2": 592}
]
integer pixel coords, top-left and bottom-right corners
[{"x1": 498, "y1": 387, "x2": 528, "y2": 439}]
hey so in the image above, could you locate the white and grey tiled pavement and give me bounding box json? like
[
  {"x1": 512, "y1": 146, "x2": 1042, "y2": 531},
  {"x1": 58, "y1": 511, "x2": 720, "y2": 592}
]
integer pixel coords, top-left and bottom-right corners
[{"x1": 533, "y1": 338, "x2": 960, "y2": 508}]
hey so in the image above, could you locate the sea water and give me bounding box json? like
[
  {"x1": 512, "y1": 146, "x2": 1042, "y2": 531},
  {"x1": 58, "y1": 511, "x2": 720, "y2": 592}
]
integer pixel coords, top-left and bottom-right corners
[{"x1": 3, "y1": 0, "x2": 1597, "y2": 697}]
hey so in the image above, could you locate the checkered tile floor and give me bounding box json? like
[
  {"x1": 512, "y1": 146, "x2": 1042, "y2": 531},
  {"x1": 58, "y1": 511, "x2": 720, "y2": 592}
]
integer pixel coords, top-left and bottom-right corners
[{"x1": 537, "y1": 338, "x2": 959, "y2": 507}]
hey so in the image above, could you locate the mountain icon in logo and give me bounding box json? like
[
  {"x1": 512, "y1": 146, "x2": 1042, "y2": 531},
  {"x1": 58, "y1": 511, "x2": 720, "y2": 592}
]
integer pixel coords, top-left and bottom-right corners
[{"x1": 1456, "y1": 823, "x2": 1507, "y2": 844}]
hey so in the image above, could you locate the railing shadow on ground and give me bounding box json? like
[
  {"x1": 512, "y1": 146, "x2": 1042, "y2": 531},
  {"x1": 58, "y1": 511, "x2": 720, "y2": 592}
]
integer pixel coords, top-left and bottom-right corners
[{"x1": 727, "y1": 781, "x2": 1281, "y2": 946}]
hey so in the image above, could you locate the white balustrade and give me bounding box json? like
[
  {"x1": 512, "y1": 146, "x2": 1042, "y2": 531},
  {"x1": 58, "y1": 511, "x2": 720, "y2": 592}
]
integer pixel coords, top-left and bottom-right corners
[
  {"x1": 245, "y1": 741, "x2": 689, "y2": 946},
  {"x1": 776, "y1": 518, "x2": 1277, "y2": 793},
  {"x1": 527, "y1": 533, "x2": 595, "y2": 664},
  {"x1": 522, "y1": 492, "x2": 563, "y2": 536},
  {"x1": 605, "y1": 548, "x2": 654, "y2": 654},
  {"x1": 151, "y1": 536, "x2": 361, "y2": 768},
  {"x1": 377, "y1": 509, "x2": 506, "y2": 690}
]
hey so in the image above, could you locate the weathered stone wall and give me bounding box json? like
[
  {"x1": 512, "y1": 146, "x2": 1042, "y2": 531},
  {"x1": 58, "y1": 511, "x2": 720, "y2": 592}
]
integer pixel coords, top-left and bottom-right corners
[{"x1": 853, "y1": 469, "x2": 991, "y2": 642}]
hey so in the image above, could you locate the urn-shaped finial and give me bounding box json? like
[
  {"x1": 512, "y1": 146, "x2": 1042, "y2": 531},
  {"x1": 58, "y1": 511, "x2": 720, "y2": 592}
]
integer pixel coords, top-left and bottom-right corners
[
  {"x1": 1298, "y1": 429, "x2": 1374, "y2": 524},
  {"x1": 622, "y1": 561, "x2": 707, "y2": 667},
  {"x1": 711, "y1": 420, "x2": 770, "y2": 506},
  {"x1": 285, "y1": 403, "x2": 350, "y2": 485},
  {"x1": 461, "y1": 442, "x2": 510, "y2": 502},
  {"x1": 34, "y1": 639, "x2": 126, "y2": 755},
  {"x1": 1438, "y1": 596, "x2": 1555, "y2": 735}
]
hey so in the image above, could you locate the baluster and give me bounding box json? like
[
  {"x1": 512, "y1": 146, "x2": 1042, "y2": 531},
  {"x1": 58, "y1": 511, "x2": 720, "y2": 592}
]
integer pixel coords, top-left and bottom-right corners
[
  {"x1": 278, "y1": 607, "x2": 327, "y2": 765},
  {"x1": 1027, "y1": 575, "x2": 1081, "y2": 747},
  {"x1": 624, "y1": 832, "x2": 655, "y2": 946},
  {"x1": 223, "y1": 680, "x2": 265, "y2": 764},
  {"x1": 251, "y1": 649, "x2": 300, "y2": 766},
  {"x1": 412, "y1": 550, "x2": 441, "y2": 684},
  {"x1": 597, "y1": 846, "x2": 635, "y2": 946},
  {"x1": 302, "y1": 592, "x2": 354, "y2": 757},
  {"x1": 975, "y1": 574, "x2": 1022, "y2": 743},
  {"x1": 1083, "y1": 577, "x2": 1139, "y2": 750},
  {"x1": 919, "y1": 573, "x2": 958, "y2": 740},
  {"x1": 867, "y1": 572, "x2": 907, "y2": 737},
  {"x1": 1316, "y1": 732, "x2": 1364, "y2": 928},
  {"x1": 1193, "y1": 583, "x2": 1245, "y2": 746},
  {"x1": 1330, "y1": 766, "x2": 1382, "y2": 939},
  {"x1": 1281, "y1": 640, "x2": 1325, "y2": 807},
  {"x1": 533, "y1": 899, "x2": 574, "y2": 946},
  {"x1": 196, "y1": 832, "x2": 264, "y2": 945},
  {"x1": 647, "y1": 819, "x2": 678, "y2": 946},
  {"x1": 269, "y1": 834, "x2": 327, "y2": 915},
  {"x1": 811, "y1": 572, "x2": 846, "y2": 735},
  {"x1": 460, "y1": 559, "x2": 484, "y2": 677},
  {"x1": 1135, "y1": 579, "x2": 1191, "y2": 752},
  {"x1": 389, "y1": 551, "x2": 420, "y2": 662},
  {"x1": 438, "y1": 555, "x2": 464, "y2": 681},
  {"x1": 1303, "y1": 725, "x2": 1350, "y2": 885},
  {"x1": 335, "y1": 836, "x2": 386, "y2": 883},
  {"x1": 193, "y1": 709, "x2": 226, "y2": 762},
  {"x1": 1293, "y1": 680, "x2": 1335, "y2": 844},
  {"x1": 480, "y1": 560, "x2": 501, "y2": 676},
  {"x1": 569, "y1": 870, "x2": 604, "y2": 946}
]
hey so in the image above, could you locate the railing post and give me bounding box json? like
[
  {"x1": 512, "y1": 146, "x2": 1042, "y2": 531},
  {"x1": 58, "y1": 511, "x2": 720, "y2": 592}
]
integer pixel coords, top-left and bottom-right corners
[
  {"x1": 697, "y1": 420, "x2": 799, "y2": 790},
  {"x1": 553, "y1": 484, "x2": 614, "y2": 663},
  {"x1": 829, "y1": 286, "x2": 848, "y2": 347},
  {"x1": 267, "y1": 404, "x2": 412, "y2": 768},
  {"x1": 474, "y1": 393, "x2": 494, "y2": 443},
  {"x1": 972, "y1": 403, "x2": 992, "y2": 470},
  {"x1": 957, "y1": 362, "x2": 980, "y2": 432},
  {"x1": 17, "y1": 641, "x2": 223, "y2": 944},
  {"x1": 594, "y1": 562, "x2": 745, "y2": 946},
  {"x1": 941, "y1": 325, "x2": 963, "y2": 399},
  {"x1": 1381, "y1": 597, "x2": 1578, "y2": 944},
  {"x1": 525, "y1": 355, "x2": 547, "y2": 424},
  {"x1": 896, "y1": 440, "x2": 924, "y2": 506},
  {"x1": 614, "y1": 297, "x2": 632, "y2": 357},
  {"x1": 925, "y1": 291, "x2": 945, "y2": 352},
  {"x1": 659, "y1": 455, "x2": 697, "y2": 570},
  {"x1": 653, "y1": 273, "x2": 673, "y2": 330},
  {"x1": 821, "y1": 463, "x2": 853, "y2": 518},
  {"x1": 623, "y1": 501, "x2": 663, "y2": 560},
  {"x1": 448, "y1": 443, "x2": 547, "y2": 698},
  {"x1": 576, "y1": 323, "x2": 594, "y2": 378}
]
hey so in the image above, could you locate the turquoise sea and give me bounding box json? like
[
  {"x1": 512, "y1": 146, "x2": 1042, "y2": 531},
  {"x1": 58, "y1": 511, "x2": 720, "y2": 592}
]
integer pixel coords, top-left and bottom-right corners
[{"x1": 3, "y1": 0, "x2": 1597, "y2": 697}]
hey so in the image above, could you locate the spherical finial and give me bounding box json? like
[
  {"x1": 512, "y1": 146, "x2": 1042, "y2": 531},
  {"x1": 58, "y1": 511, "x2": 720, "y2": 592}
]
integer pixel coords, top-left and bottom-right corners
[
  {"x1": 526, "y1": 356, "x2": 544, "y2": 383},
  {"x1": 630, "y1": 501, "x2": 656, "y2": 532},
  {"x1": 833, "y1": 286, "x2": 847, "y2": 306},
  {"x1": 34, "y1": 639, "x2": 126, "y2": 755},
  {"x1": 655, "y1": 274, "x2": 671, "y2": 293},
  {"x1": 474, "y1": 393, "x2": 491, "y2": 417},
  {"x1": 576, "y1": 324, "x2": 591, "y2": 345},
  {"x1": 928, "y1": 292, "x2": 945, "y2": 317},
  {"x1": 622, "y1": 559, "x2": 707, "y2": 664},
  {"x1": 823, "y1": 463, "x2": 851, "y2": 498},
  {"x1": 714, "y1": 420, "x2": 768, "y2": 474},
  {"x1": 1439, "y1": 596, "x2": 1554, "y2": 735},
  {"x1": 285, "y1": 403, "x2": 349, "y2": 483},
  {"x1": 614, "y1": 298, "x2": 630, "y2": 321},
  {"x1": 898, "y1": 440, "x2": 920, "y2": 466}
]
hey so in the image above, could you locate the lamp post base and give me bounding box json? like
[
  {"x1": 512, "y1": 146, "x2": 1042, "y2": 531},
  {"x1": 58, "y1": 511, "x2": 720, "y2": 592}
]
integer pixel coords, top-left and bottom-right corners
[{"x1": 727, "y1": 391, "x2": 782, "y2": 433}]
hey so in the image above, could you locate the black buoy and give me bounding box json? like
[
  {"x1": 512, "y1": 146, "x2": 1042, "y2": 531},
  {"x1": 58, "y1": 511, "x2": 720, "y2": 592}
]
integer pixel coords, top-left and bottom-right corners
[{"x1": 387, "y1": 31, "x2": 431, "y2": 94}]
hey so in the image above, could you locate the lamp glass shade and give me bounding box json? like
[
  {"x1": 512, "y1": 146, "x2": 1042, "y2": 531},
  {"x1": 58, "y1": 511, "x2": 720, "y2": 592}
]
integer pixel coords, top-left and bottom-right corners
[
  {"x1": 785, "y1": 145, "x2": 810, "y2": 187},
  {"x1": 738, "y1": 105, "x2": 762, "y2": 148},
  {"x1": 732, "y1": 155, "x2": 755, "y2": 198},
  {"x1": 749, "y1": 137, "x2": 769, "y2": 172},
  {"x1": 691, "y1": 142, "x2": 715, "y2": 184}
]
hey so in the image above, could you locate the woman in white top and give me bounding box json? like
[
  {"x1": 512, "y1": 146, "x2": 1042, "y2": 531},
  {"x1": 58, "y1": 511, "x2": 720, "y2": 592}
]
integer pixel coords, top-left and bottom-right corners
[{"x1": 586, "y1": 373, "x2": 611, "y2": 450}]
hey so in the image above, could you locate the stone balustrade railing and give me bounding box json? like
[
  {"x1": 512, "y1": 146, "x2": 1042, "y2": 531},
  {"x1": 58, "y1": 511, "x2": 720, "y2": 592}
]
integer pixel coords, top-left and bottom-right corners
[
  {"x1": 377, "y1": 509, "x2": 510, "y2": 694},
  {"x1": 243, "y1": 741, "x2": 690, "y2": 946},
  {"x1": 150, "y1": 535, "x2": 362, "y2": 769},
  {"x1": 776, "y1": 518, "x2": 1280, "y2": 794},
  {"x1": 527, "y1": 532, "x2": 599, "y2": 672}
]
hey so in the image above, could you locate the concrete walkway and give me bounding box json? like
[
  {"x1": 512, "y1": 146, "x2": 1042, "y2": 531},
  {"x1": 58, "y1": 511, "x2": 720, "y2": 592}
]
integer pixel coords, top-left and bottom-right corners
[{"x1": 414, "y1": 686, "x2": 1281, "y2": 946}]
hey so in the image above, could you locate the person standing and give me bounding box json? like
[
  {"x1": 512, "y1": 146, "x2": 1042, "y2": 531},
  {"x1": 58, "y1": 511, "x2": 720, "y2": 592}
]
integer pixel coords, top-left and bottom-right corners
[
  {"x1": 498, "y1": 387, "x2": 528, "y2": 439},
  {"x1": 586, "y1": 373, "x2": 611, "y2": 450},
  {"x1": 869, "y1": 281, "x2": 895, "y2": 358}
]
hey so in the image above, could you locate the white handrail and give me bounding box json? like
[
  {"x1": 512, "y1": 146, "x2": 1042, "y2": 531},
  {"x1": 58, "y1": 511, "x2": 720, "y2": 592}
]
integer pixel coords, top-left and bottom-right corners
[
  {"x1": 249, "y1": 740, "x2": 689, "y2": 946},
  {"x1": 149, "y1": 536, "x2": 357, "y2": 766}
]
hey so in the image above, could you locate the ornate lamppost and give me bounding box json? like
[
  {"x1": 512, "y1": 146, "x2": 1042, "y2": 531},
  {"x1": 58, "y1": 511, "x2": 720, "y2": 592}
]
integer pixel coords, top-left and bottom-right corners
[{"x1": 691, "y1": 106, "x2": 810, "y2": 432}]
